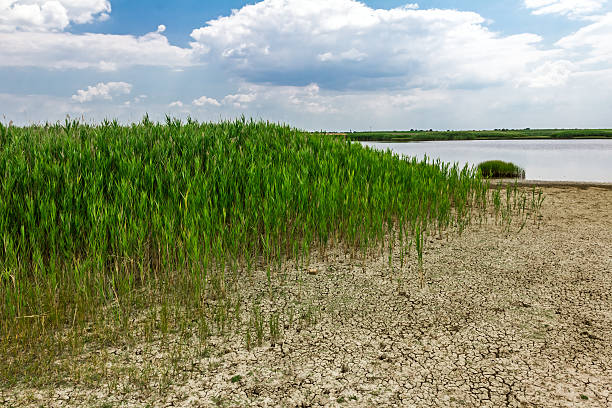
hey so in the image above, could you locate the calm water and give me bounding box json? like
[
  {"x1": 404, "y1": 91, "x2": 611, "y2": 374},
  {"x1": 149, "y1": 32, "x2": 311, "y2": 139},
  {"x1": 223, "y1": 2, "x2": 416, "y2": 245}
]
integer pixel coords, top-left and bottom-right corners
[{"x1": 361, "y1": 139, "x2": 612, "y2": 182}]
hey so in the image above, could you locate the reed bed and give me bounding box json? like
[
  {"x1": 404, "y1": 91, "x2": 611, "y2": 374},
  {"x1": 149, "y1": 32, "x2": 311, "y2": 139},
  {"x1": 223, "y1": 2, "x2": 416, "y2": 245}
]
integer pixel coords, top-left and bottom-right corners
[{"x1": 0, "y1": 117, "x2": 540, "y2": 385}]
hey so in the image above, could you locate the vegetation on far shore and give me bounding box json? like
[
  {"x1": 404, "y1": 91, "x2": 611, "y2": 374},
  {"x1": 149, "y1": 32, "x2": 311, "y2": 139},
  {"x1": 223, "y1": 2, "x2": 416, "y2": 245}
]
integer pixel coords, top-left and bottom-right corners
[
  {"x1": 478, "y1": 160, "x2": 525, "y2": 179},
  {"x1": 341, "y1": 128, "x2": 612, "y2": 142},
  {"x1": 0, "y1": 117, "x2": 543, "y2": 387}
]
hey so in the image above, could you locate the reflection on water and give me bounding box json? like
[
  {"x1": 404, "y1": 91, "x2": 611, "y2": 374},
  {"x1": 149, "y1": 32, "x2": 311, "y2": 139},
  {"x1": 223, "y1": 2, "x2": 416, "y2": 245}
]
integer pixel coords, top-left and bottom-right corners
[{"x1": 361, "y1": 139, "x2": 612, "y2": 182}]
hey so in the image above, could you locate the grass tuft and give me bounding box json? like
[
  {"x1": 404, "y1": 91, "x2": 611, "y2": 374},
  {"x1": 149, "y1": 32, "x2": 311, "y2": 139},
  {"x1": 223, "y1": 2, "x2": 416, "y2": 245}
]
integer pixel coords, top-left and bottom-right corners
[{"x1": 478, "y1": 160, "x2": 525, "y2": 179}]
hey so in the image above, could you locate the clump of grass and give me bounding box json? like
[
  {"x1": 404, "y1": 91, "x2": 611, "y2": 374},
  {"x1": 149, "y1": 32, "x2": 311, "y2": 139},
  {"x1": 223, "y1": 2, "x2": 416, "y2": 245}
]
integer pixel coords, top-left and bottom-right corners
[
  {"x1": 0, "y1": 116, "x2": 527, "y2": 386},
  {"x1": 478, "y1": 160, "x2": 525, "y2": 179}
]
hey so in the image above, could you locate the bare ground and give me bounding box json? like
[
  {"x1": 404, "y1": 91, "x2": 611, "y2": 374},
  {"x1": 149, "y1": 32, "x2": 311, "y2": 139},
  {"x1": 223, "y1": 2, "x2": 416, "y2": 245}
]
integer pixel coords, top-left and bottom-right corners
[{"x1": 3, "y1": 186, "x2": 611, "y2": 407}]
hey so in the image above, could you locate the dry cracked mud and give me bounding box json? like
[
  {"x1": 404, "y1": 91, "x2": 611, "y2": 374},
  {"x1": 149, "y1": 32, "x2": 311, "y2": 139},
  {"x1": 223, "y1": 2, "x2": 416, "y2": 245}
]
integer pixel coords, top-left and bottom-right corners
[{"x1": 3, "y1": 185, "x2": 611, "y2": 407}]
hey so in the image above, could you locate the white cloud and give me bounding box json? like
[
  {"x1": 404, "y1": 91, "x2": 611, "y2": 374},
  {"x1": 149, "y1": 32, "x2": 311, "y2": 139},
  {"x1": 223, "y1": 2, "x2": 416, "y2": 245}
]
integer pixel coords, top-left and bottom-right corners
[
  {"x1": 169, "y1": 101, "x2": 184, "y2": 108},
  {"x1": 0, "y1": 29, "x2": 195, "y2": 70},
  {"x1": 222, "y1": 93, "x2": 256, "y2": 108},
  {"x1": 556, "y1": 12, "x2": 612, "y2": 65},
  {"x1": 520, "y1": 60, "x2": 576, "y2": 87},
  {"x1": 0, "y1": 0, "x2": 111, "y2": 32},
  {"x1": 524, "y1": 0, "x2": 607, "y2": 17},
  {"x1": 190, "y1": 0, "x2": 553, "y2": 91},
  {"x1": 193, "y1": 96, "x2": 221, "y2": 106},
  {"x1": 0, "y1": 2, "x2": 196, "y2": 71},
  {"x1": 71, "y1": 81, "x2": 132, "y2": 103}
]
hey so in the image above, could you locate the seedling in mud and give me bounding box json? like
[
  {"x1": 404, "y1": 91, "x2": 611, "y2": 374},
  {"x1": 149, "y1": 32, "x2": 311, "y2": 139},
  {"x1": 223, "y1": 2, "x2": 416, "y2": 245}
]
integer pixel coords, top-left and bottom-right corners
[
  {"x1": 415, "y1": 224, "x2": 425, "y2": 288},
  {"x1": 251, "y1": 303, "x2": 265, "y2": 346},
  {"x1": 269, "y1": 311, "x2": 281, "y2": 345}
]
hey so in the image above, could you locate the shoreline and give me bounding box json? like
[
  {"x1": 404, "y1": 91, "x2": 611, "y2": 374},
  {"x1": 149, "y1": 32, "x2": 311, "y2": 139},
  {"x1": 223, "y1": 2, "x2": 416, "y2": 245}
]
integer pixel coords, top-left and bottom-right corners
[
  {"x1": 499, "y1": 179, "x2": 612, "y2": 190},
  {"x1": 352, "y1": 136, "x2": 612, "y2": 142},
  {"x1": 345, "y1": 129, "x2": 612, "y2": 142}
]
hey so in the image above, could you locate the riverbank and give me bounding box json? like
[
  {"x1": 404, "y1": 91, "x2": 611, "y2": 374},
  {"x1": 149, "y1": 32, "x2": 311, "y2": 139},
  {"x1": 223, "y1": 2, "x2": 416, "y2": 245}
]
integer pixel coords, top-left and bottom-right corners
[
  {"x1": 344, "y1": 129, "x2": 612, "y2": 142},
  {"x1": 4, "y1": 184, "x2": 611, "y2": 407}
]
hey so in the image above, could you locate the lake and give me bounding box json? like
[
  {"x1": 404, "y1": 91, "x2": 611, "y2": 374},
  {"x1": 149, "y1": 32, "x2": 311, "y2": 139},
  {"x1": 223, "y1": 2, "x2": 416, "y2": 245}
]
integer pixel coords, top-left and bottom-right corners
[{"x1": 360, "y1": 139, "x2": 612, "y2": 182}]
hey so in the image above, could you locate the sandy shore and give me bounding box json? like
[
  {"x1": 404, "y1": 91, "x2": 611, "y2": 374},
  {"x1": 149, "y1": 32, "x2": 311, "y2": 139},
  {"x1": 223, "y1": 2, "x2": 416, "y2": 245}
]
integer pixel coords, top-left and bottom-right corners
[{"x1": 4, "y1": 185, "x2": 611, "y2": 407}]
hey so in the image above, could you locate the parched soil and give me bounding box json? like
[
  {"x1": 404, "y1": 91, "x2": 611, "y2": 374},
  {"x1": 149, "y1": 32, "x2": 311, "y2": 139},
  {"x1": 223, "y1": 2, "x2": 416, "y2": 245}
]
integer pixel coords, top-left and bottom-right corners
[{"x1": 3, "y1": 186, "x2": 611, "y2": 407}]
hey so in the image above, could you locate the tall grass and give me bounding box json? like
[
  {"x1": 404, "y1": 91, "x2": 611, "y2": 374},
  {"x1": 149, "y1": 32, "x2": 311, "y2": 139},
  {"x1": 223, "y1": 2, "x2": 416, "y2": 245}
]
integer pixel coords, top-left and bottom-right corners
[{"x1": 0, "y1": 117, "x2": 523, "y2": 384}]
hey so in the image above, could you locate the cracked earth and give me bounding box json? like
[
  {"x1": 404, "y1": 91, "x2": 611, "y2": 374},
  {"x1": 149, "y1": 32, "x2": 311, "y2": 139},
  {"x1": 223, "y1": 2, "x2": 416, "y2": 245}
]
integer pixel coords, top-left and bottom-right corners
[{"x1": 3, "y1": 185, "x2": 611, "y2": 407}]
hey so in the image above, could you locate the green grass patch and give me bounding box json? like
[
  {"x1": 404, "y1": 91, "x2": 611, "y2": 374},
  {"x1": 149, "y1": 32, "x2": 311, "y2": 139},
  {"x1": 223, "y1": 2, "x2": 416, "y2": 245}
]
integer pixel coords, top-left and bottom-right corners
[{"x1": 478, "y1": 160, "x2": 525, "y2": 179}]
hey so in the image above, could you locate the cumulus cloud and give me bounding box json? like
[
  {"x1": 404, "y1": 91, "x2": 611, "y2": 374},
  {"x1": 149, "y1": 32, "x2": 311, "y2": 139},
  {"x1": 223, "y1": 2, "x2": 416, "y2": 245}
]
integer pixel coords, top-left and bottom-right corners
[
  {"x1": 0, "y1": 0, "x2": 111, "y2": 32},
  {"x1": 0, "y1": 2, "x2": 196, "y2": 71},
  {"x1": 556, "y1": 12, "x2": 612, "y2": 65},
  {"x1": 189, "y1": 0, "x2": 554, "y2": 91},
  {"x1": 193, "y1": 96, "x2": 221, "y2": 106},
  {"x1": 169, "y1": 101, "x2": 184, "y2": 108},
  {"x1": 222, "y1": 93, "x2": 256, "y2": 108},
  {"x1": 0, "y1": 29, "x2": 195, "y2": 70},
  {"x1": 524, "y1": 0, "x2": 607, "y2": 18},
  {"x1": 71, "y1": 81, "x2": 132, "y2": 103}
]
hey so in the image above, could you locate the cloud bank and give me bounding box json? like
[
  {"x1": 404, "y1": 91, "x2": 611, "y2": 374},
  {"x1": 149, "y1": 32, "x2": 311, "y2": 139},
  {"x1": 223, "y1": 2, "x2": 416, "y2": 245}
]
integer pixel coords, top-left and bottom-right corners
[
  {"x1": 190, "y1": 0, "x2": 554, "y2": 91},
  {"x1": 0, "y1": 30, "x2": 195, "y2": 70}
]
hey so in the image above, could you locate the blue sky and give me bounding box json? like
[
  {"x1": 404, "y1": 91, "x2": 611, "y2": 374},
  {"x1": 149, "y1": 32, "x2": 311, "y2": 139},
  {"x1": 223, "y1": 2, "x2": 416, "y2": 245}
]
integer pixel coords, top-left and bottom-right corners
[{"x1": 1, "y1": 0, "x2": 611, "y2": 130}]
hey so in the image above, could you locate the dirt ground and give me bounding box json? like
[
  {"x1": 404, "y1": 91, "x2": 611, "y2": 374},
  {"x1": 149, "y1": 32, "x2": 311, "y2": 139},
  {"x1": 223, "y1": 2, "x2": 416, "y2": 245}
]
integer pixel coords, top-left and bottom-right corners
[{"x1": 3, "y1": 185, "x2": 611, "y2": 407}]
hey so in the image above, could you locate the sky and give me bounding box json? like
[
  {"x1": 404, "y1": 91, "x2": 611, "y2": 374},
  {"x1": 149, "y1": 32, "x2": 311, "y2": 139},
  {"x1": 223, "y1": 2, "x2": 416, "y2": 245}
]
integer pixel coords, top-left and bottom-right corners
[{"x1": 1, "y1": 0, "x2": 612, "y2": 130}]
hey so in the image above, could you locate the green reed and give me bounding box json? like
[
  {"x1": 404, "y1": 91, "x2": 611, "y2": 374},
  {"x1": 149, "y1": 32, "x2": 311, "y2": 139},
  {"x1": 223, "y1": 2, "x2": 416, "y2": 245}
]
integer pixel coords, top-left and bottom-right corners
[{"x1": 0, "y1": 117, "x2": 516, "y2": 383}]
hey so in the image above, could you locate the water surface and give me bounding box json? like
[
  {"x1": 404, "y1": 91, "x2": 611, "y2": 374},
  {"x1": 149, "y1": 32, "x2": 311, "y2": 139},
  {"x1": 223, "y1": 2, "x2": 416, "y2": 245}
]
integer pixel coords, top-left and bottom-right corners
[{"x1": 361, "y1": 139, "x2": 612, "y2": 182}]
